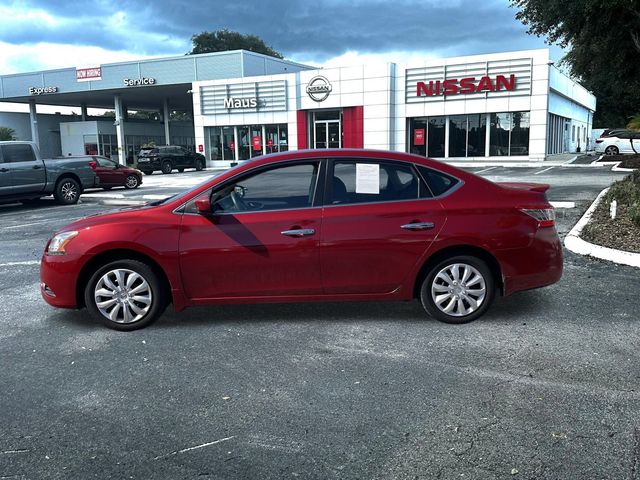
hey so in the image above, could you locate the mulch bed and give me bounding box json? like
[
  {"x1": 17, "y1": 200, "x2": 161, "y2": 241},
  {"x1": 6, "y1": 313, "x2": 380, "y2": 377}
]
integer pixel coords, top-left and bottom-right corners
[
  {"x1": 580, "y1": 173, "x2": 640, "y2": 253},
  {"x1": 597, "y1": 153, "x2": 640, "y2": 169}
]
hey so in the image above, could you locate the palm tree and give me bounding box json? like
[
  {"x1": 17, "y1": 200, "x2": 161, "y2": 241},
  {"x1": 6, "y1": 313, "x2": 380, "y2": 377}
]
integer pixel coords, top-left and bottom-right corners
[{"x1": 0, "y1": 126, "x2": 16, "y2": 141}]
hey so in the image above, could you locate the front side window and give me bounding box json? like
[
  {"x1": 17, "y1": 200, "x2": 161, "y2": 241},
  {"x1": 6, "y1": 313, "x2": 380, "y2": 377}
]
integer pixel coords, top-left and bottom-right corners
[
  {"x1": 212, "y1": 163, "x2": 320, "y2": 213},
  {"x1": 1, "y1": 144, "x2": 36, "y2": 163},
  {"x1": 330, "y1": 161, "x2": 424, "y2": 205}
]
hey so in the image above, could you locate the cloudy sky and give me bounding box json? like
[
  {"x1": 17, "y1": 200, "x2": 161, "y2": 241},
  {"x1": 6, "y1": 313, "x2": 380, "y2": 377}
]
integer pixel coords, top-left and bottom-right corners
[{"x1": 0, "y1": 0, "x2": 563, "y2": 75}]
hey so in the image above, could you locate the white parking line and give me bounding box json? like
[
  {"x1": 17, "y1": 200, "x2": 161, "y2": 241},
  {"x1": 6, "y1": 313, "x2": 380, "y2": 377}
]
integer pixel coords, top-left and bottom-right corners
[
  {"x1": 0, "y1": 260, "x2": 40, "y2": 267},
  {"x1": 475, "y1": 167, "x2": 497, "y2": 174},
  {"x1": 5, "y1": 221, "x2": 50, "y2": 230},
  {"x1": 534, "y1": 167, "x2": 555, "y2": 175}
]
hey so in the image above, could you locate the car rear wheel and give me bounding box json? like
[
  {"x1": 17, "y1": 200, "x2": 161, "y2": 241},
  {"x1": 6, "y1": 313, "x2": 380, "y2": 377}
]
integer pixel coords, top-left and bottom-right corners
[
  {"x1": 420, "y1": 255, "x2": 495, "y2": 324},
  {"x1": 605, "y1": 145, "x2": 619, "y2": 155},
  {"x1": 195, "y1": 159, "x2": 204, "y2": 171},
  {"x1": 84, "y1": 259, "x2": 167, "y2": 331},
  {"x1": 125, "y1": 174, "x2": 140, "y2": 189},
  {"x1": 161, "y1": 161, "x2": 172, "y2": 174},
  {"x1": 54, "y1": 177, "x2": 81, "y2": 205}
]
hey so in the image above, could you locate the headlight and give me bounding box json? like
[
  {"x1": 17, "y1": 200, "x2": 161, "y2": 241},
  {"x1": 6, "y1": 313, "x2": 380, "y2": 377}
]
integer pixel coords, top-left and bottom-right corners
[{"x1": 47, "y1": 231, "x2": 79, "y2": 255}]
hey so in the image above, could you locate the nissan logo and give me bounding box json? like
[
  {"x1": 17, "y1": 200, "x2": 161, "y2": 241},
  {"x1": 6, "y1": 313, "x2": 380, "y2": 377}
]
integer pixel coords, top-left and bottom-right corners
[{"x1": 306, "y1": 76, "x2": 332, "y2": 102}]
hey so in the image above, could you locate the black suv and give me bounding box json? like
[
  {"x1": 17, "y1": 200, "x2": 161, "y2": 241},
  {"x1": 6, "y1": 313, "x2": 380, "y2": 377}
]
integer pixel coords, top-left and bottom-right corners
[{"x1": 136, "y1": 146, "x2": 206, "y2": 175}]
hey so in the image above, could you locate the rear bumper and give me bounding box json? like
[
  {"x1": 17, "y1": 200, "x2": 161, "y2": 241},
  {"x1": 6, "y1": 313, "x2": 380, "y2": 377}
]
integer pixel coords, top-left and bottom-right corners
[
  {"x1": 136, "y1": 159, "x2": 160, "y2": 170},
  {"x1": 497, "y1": 227, "x2": 563, "y2": 296}
]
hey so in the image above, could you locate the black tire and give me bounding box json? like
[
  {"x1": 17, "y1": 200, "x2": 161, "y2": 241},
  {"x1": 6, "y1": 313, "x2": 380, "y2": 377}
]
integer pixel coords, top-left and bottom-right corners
[
  {"x1": 420, "y1": 255, "x2": 495, "y2": 324},
  {"x1": 605, "y1": 145, "x2": 619, "y2": 156},
  {"x1": 124, "y1": 174, "x2": 140, "y2": 189},
  {"x1": 54, "y1": 177, "x2": 81, "y2": 205},
  {"x1": 195, "y1": 160, "x2": 204, "y2": 171},
  {"x1": 84, "y1": 259, "x2": 167, "y2": 331},
  {"x1": 177, "y1": 168, "x2": 184, "y2": 173},
  {"x1": 161, "y1": 161, "x2": 173, "y2": 174},
  {"x1": 141, "y1": 170, "x2": 153, "y2": 175}
]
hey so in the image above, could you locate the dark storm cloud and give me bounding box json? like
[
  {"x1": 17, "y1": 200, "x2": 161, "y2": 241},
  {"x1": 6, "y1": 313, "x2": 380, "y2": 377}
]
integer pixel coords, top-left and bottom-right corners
[{"x1": 2, "y1": 0, "x2": 547, "y2": 59}]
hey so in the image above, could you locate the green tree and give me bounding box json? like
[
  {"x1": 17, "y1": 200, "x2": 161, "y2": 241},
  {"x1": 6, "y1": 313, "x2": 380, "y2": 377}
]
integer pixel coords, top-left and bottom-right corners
[
  {"x1": 0, "y1": 126, "x2": 16, "y2": 141},
  {"x1": 510, "y1": 0, "x2": 640, "y2": 127},
  {"x1": 188, "y1": 29, "x2": 284, "y2": 58}
]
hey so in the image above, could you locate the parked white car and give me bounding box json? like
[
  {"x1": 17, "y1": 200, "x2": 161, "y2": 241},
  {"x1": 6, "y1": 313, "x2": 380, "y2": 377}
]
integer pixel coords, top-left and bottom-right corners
[{"x1": 595, "y1": 131, "x2": 640, "y2": 155}]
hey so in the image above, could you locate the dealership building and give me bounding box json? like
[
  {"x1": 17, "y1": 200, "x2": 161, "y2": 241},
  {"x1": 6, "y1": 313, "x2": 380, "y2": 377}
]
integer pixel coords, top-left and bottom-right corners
[{"x1": 0, "y1": 48, "x2": 595, "y2": 166}]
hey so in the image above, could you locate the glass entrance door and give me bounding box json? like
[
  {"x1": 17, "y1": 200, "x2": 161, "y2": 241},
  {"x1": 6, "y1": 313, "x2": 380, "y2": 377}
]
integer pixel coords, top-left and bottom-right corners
[
  {"x1": 312, "y1": 110, "x2": 342, "y2": 149},
  {"x1": 314, "y1": 120, "x2": 341, "y2": 148}
]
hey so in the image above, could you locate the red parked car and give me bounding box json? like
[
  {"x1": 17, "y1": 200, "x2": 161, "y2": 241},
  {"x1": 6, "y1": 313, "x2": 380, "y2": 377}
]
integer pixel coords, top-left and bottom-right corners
[
  {"x1": 40, "y1": 149, "x2": 562, "y2": 330},
  {"x1": 89, "y1": 156, "x2": 142, "y2": 190}
]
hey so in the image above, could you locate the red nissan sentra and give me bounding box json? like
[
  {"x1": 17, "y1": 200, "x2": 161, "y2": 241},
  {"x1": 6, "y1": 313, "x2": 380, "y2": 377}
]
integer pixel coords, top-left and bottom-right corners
[{"x1": 40, "y1": 149, "x2": 562, "y2": 331}]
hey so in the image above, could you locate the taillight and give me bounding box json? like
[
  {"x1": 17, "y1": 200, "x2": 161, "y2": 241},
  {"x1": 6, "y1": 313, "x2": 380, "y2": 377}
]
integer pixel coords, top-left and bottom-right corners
[
  {"x1": 595, "y1": 139, "x2": 603, "y2": 144},
  {"x1": 521, "y1": 208, "x2": 555, "y2": 228},
  {"x1": 88, "y1": 160, "x2": 97, "y2": 170}
]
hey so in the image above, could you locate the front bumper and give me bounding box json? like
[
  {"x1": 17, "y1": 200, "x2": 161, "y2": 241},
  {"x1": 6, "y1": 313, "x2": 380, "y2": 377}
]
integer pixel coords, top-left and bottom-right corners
[{"x1": 40, "y1": 253, "x2": 85, "y2": 309}]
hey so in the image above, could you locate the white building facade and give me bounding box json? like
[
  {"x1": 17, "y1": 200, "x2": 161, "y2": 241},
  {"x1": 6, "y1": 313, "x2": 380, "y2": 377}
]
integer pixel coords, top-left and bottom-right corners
[{"x1": 193, "y1": 49, "x2": 596, "y2": 167}]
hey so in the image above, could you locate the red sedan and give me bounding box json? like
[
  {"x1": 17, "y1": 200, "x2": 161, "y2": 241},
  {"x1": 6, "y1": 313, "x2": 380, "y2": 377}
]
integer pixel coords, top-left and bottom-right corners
[
  {"x1": 41, "y1": 149, "x2": 562, "y2": 330},
  {"x1": 89, "y1": 156, "x2": 142, "y2": 190}
]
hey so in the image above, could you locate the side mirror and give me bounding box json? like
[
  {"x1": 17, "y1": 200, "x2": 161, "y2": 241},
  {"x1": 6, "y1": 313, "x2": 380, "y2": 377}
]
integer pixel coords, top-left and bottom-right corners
[{"x1": 194, "y1": 197, "x2": 211, "y2": 214}]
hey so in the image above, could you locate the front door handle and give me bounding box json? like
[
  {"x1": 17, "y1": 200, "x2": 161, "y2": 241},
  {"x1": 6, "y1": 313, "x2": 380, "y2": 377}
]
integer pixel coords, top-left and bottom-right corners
[
  {"x1": 401, "y1": 222, "x2": 435, "y2": 231},
  {"x1": 281, "y1": 228, "x2": 315, "y2": 237}
]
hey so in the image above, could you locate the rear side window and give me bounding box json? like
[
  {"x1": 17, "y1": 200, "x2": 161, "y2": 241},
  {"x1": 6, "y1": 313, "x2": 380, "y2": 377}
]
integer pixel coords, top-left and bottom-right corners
[
  {"x1": 416, "y1": 166, "x2": 460, "y2": 197},
  {"x1": 330, "y1": 161, "x2": 424, "y2": 205},
  {"x1": 1, "y1": 144, "x2": 36, "y2": 163}
]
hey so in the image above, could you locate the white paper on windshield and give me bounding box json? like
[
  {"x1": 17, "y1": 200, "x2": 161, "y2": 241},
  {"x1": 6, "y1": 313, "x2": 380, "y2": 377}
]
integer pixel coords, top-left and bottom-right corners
[{"x1": 355, "y1": 163, "x2": 380, "y2": 194}]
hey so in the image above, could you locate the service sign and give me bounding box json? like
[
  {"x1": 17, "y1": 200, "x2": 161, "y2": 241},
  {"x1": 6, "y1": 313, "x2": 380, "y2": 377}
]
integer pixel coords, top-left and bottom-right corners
[
  {"x1": 76, "y1": 67, "x2": 102, "y2": 82},
  {"x1": 123, "y1": 77, "x2": 156, "y2": 87}
]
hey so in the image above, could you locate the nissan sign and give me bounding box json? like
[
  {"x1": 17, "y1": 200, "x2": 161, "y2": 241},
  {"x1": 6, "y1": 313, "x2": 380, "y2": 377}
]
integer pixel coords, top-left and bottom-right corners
[{"x1": 306, "y1": 76, "x2": 332, "y2": 102}]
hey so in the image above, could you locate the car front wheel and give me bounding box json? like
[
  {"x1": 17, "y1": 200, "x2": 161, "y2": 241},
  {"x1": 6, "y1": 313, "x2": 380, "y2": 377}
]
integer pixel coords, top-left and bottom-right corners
[
  {"x1": 161, "y1": 161, "x2": 172, "y2": 174},
  {"x1": 195, "y1": 159, "x2": 204, "y2": 171},
  {"x1": 84, "y1": 260, "x2": 167, "y2": 331},
  {"x1": 125, "y1": 174, "x2": 140, "y2": 189},
  {"x1": 420, "y1": 255, "x2": 495, "y2": 324},
  {"x1": 605, "y1": 146, "x2": 619, "y2": 155}
]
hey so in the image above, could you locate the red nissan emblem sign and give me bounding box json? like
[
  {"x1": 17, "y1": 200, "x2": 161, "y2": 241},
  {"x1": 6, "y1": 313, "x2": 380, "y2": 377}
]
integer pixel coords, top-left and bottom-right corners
[
  {"x1": 198, "y1": 144, "x2": 203, "y2": 152},
  {"x1": 230, "y1": 142, "x2": 235, "y2": 150},
  {"x1": 268, "y1": 138, "x2": 274, "y2": 148},
  {"x1": 414, "y1": 128, "x2": 425, "y2": 146},
  {"x1": 252, "y1": 136, "x2": 262, "y2": 151}
]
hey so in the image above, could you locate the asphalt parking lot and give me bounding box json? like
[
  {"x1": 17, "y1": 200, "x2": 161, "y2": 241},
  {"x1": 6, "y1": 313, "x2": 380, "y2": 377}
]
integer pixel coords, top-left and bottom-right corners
[{"x1": 1, "y1": 164, "x2": 638, "y2": 479}]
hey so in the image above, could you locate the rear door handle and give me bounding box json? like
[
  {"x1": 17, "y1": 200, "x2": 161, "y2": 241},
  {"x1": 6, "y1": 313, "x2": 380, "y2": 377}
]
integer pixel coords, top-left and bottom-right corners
[
  {"x1": 281, "y1": 228, "x2": 315, "y2": 237},
  {"x1": 401, "y1": 222, "x2": 435, "y2": 231},
  {"x1": 32, "y1": 165, "x2": 42, "y2": 170},
  {"x1": 0, "y1": 168, "x2": 8, "y2": 173}
]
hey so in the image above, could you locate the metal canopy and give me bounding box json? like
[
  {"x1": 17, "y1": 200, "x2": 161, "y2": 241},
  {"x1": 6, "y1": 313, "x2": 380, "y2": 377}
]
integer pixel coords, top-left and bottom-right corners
[{"x1": 0, "y1": 83, "x2": 194, "y2": 111}]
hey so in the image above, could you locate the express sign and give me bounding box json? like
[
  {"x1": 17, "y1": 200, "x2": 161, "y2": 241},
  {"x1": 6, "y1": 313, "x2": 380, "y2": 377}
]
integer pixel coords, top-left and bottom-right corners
[{"x1": 416, "y1": 74, "x2": 516, "y2": 97}]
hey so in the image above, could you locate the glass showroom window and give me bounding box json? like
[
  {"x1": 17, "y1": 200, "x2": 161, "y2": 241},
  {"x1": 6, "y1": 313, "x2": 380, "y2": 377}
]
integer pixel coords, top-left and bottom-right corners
[
  {"x1": 467, "y1": 114, "x2": 487, "y2": 157},
  {"x1": 265, "y1": 124, "x2": 288, "y2": 154},
  {"x1": 490, "y1": 112, "x2": 530, "y2": 156},
  {"x1": 427, "y1": 117, "x2": 446, "y2": 158},
  {"x1": 206, "y1": 126, "x2": 236, "y2": 161}
]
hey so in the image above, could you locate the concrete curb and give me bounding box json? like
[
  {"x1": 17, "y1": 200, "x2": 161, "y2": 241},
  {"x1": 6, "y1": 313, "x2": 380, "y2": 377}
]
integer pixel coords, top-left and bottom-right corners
[{"x1": 564, "y1": 187, "x2": 640, "y2": 268}]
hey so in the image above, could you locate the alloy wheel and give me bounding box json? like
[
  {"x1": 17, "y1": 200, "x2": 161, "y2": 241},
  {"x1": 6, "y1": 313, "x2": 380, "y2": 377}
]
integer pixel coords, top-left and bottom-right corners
[
  {"x1": 125, "y1": 175, "x2": 139, "y2": 188},
  {"x1": 61, "y1": 181, "x2": 78, "y2": 202}
]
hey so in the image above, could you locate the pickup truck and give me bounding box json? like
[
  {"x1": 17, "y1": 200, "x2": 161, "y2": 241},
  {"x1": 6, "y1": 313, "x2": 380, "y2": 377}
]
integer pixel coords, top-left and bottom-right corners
[{"x1": 0, "y1": 141, "x2": 99, "y2": 205}]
